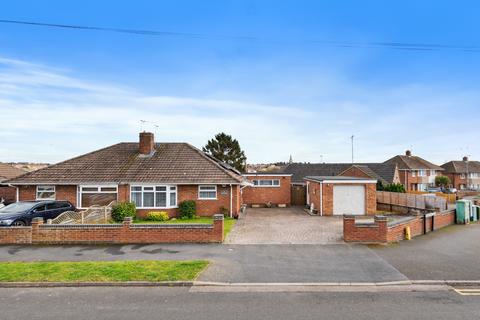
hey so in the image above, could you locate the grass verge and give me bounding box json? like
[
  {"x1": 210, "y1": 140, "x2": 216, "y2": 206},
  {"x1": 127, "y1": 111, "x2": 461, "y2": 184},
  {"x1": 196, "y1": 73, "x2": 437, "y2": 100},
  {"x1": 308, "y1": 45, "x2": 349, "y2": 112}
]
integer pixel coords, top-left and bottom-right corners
[
  {"x1": 0, "y1": 260, "x2": 208, "y2": 282},
  {"x1": 134, "y1": 217, "x2": 236, "y2": 239}
]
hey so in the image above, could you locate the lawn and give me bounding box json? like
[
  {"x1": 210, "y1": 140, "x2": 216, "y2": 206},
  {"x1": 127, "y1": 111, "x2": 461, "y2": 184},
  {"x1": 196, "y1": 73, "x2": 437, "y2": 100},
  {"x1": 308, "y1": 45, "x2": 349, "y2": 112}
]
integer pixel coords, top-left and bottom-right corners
[
  {"x1": 134, "y1": 217, "x2": 236, "y2": 238},
  {"x1": 0, "y1": 260, "x2": 208, "y2": 282}
]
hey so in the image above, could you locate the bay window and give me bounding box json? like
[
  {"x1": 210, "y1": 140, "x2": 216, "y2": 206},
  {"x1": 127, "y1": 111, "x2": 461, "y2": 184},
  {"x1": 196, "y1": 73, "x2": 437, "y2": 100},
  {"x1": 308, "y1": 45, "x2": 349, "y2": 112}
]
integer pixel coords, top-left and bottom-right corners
[
  {"x1": 198, "y1": 185, "x2": 217, "y2": 200},
  {"x1": 130, "y1": 185, "x2": 177, "y2": 208},
  {"x1": 79, "y1": 186, "x2": 118, "y2": 208},
  {"x1": 36, "y1": 186, "x2": 56, "y2": 200}
]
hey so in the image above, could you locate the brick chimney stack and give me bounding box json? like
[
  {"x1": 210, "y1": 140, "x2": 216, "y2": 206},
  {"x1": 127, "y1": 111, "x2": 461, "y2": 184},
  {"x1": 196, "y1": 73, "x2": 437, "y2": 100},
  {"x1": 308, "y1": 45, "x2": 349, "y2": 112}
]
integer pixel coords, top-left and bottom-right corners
[
  {"x1": 139, "y1": 132, "x2": 155, "y2": 155},
  {"x1": 405, "y1": 150, "x2": 412, "y2": 157},
  {"x1": 463, "y1": 156, "x2": 469, "y2": 162}
]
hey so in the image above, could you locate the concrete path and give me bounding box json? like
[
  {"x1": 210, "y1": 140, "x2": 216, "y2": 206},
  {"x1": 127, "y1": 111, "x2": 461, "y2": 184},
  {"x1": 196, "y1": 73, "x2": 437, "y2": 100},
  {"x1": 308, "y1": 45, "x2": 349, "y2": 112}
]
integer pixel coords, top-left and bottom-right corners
[{"x1": 226, "y1": 207, "x2": 344, "y2": 244}]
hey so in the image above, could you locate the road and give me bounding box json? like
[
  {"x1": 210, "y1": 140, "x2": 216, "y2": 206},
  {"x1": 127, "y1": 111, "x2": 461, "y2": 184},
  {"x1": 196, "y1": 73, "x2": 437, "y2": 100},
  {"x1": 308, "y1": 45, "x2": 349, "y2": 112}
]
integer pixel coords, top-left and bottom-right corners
[{"x1": 0, "y1": 286, "x2": 479, "y2": 320}]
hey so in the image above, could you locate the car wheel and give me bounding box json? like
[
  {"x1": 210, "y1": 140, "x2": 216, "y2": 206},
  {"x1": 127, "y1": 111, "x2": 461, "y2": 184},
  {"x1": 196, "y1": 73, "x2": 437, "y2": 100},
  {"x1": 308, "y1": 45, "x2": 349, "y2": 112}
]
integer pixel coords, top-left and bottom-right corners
[{"x1": 12, "y1": 220, "x2": 26, "y2": 226}]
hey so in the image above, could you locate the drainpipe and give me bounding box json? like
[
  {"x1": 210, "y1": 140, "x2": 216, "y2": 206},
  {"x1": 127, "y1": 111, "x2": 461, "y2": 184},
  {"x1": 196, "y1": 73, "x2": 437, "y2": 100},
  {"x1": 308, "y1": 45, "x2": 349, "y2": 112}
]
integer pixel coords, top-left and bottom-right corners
[
  {"x1": 230, "y1": 184, "x2": 233, "y2": 218},
  {"x1": 320, "y1": 182, "x2": 323, "y2": 216},
  {"x1": 9, "y1": 184, "x2": 19, "y2": 203}
]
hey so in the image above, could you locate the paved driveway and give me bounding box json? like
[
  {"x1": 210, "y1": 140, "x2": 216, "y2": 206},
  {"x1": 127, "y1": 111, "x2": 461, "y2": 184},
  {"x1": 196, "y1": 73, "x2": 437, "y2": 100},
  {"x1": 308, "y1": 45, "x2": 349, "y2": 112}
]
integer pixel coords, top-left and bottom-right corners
[{"x1": 225, "y1": 207, "x2": 344, "y2": 244}]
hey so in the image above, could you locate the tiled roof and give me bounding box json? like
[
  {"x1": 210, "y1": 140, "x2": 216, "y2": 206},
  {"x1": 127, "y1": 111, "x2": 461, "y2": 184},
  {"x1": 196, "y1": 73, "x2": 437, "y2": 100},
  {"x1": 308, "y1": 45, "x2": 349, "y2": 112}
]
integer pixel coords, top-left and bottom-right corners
[
  {"x1": 7, "y1": 143, "x2": 244, "y2": 185},
  {"x1": 0, "y1": 163, "x2": 27, "y2": 182},
  {"x1": 441, "y1": 160, "x2": 480, "y2": 174},
  {"x1": 281, "y1": 162, "x2": 397, "y2": 184},
  {"x1": 383, "y1": 155, "x2": 444, "y2": 171}
]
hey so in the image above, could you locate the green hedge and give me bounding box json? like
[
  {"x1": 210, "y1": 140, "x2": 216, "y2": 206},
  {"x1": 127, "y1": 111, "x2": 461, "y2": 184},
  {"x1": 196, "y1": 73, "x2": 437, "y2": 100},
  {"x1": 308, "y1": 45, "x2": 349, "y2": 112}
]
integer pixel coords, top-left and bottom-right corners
[{"x1": 178, "y1": 200, "x2": 196, "y2": 219}]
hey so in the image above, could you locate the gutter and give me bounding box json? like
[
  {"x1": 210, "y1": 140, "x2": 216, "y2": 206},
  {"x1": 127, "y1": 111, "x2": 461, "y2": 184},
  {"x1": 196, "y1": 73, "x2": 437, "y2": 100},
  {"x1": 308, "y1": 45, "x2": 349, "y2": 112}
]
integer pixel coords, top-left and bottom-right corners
[{"x1": 229, "y1": 184, "x2": 233, "y2": 218}]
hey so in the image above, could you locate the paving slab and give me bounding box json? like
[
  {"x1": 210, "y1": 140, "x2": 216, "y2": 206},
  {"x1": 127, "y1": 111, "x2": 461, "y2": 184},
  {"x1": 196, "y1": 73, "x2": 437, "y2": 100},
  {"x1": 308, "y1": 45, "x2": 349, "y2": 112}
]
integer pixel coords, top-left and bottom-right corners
[{"x1": 226, "y1": 207, "x2": 344, "y2": 244}]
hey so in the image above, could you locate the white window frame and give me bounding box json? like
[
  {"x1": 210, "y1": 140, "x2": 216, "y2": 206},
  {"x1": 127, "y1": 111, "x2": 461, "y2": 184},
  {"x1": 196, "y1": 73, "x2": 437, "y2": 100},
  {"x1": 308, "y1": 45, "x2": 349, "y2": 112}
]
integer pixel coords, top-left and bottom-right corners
[
  {"x1": 78, "y1": 185, "x2": 118, "y2": 209},
  {"x1": 252, "y1": 179, "x2": 281, "y2": 188},
  {"x1": 430, "y1": 170, "x2": 436, "y2": 176},
  {"x1": 418, "y1": 170, "x2": 427, "y2": 177},
  {"x1": 411, "y1": 170, "x2": 416, "y2": 177},
  {"x1": 198, "y1": 185, "x2": 217, "y2": 200},
  {"x1": 130, "y1": 185, "x2": 177, "y2": 209},
  {"x1": 36, "y1": 185, "x2": 56, "y2": 200}
]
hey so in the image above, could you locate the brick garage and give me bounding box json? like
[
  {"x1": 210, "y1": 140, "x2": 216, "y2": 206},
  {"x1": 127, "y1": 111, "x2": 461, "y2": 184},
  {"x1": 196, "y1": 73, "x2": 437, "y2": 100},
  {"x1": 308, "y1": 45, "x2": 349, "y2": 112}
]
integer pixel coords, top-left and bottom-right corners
[
  {"x1": 17, "y1": 184, "x2": 241, "y2": 219},
  {"x1": 242, "y1": 174, "x2": 292, "y2": 207},
  {"x1": 305, "y1": 176, "x2": 377, "y2": 216},
  {"x1": 0, "y1": 215, "x2": 224, "y2": 245},
  {"x1": 343, "y1": 209, "x2": 455, "y2": 243}
]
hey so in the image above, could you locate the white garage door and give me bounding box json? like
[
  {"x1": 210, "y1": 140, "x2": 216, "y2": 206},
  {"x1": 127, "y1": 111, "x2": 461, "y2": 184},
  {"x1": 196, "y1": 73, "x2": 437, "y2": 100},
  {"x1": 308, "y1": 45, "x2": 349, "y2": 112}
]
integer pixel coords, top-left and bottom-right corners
[{"x1": 333, "y1": 185, "x2": 366, "y2": 215}]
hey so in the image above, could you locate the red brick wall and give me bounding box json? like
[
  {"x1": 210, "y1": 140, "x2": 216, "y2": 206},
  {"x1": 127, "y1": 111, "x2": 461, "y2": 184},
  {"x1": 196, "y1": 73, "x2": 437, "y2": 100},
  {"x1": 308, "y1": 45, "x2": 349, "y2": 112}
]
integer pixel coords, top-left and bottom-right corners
[
  {"x1": 306, "y1": 181, "x2": 376, "y2": 216},
  {"x1": 0, "y1": 216, "x2": 224, "y2": 245},
  {"x1": 242, "y1": 175, "x2": 291, "y2": 206},
  {"x1": 0, "y1": 186, "x2": 17, "y2": 203},
  {"x1": 340, "y1": 167, "x2": 372, "y2": 179},
  {"x1": 17, "y1": 184, "x2": 240, "y2": 219},
  {"x1": 344, "y1": 210, "x2": 455, "y2": 243},
  {"x1": 343, "y1": 216, "x2": 388, "y2": 243},
  {"x1": 0, "y1": 227, "x2": 31, "y2": 244}
]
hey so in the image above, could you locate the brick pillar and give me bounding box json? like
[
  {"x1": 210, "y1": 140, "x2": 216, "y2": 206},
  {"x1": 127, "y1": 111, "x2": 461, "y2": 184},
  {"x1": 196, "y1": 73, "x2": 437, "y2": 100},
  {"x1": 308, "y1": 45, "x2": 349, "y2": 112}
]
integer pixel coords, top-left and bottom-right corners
[
  {"x1": 374, "y1": 215, "x2": 388, "y2": 243},
  {"x1": 31, "y1": 217, "x2": 43, "y2": 244},
  {"x1": 213, "y1": 214, "x2": 224, "y2": 242},
  {"x1": 343, "y1": 215, "x2": 356, "y2": 242}
]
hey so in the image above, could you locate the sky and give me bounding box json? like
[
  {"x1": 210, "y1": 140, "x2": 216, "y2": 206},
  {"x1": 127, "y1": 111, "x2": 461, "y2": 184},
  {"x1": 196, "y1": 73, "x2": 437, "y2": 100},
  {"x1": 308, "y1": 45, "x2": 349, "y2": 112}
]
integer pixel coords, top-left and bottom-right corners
[{"x1": 0, "y1": 0, "x2": 479, "y2": 165}]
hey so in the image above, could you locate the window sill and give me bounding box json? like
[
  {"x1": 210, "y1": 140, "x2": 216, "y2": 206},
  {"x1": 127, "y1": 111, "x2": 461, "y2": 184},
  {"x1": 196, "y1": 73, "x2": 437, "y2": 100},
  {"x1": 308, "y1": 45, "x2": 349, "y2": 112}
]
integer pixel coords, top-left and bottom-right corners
[{"x1": 198, "y1": 198, "x2": 218, "y2": 201}]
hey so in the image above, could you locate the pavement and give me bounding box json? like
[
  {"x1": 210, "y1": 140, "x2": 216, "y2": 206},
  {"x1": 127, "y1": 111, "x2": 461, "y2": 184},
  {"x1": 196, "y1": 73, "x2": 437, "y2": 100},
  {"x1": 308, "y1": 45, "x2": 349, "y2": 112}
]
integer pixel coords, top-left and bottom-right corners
[
  {"x1": 0, "y1": 215, "x2": 478, "y2": 284},
  {"x1": 226, "y1": 207, "x2": 344, "y2": 244},
  {"x1": 0, "y1": 243, "x2": 408, "y2": 283},
  {"x1": 0, "y1": 286, "x2": 479, "y2": 320},
  {"x1": 371, "y1": 223, "x2": 480, "y2": 280}
]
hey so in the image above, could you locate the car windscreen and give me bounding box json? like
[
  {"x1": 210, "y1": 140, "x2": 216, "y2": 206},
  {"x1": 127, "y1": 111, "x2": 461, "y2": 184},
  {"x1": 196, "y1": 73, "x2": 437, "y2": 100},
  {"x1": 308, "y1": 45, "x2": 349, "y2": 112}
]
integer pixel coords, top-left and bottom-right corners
[{"x1": 0, "y1": 202, "x2": 37, "y2": 213}]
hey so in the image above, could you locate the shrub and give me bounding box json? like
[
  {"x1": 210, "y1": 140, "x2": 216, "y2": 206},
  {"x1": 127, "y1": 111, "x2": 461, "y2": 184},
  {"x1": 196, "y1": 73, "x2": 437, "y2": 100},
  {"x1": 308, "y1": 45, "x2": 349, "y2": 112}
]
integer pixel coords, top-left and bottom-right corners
[
  {"x1": 219, "y1": 206, "x2": 229, "y2": 217},
  {"x1": 146, "y1": 211, "x2": 169, "y2": 221},
  {"x1": 179, "y1": 200, "x2": 196, "y2": 219},
  {"x1": 111, "y1": 202, "x2": 136, "y2": 222},
  {"x1": 382, "y1": 183, "x2": 406, "y2": 193}
]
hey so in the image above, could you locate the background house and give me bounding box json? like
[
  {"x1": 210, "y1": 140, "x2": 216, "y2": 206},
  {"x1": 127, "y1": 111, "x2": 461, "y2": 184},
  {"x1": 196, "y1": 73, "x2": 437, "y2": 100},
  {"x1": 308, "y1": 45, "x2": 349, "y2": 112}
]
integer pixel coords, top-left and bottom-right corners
[
  {"x1": 0, "y1": 163, "x2": 27, "y2": 204},
  {"x1": 441, "y1": 157, "x2": 480, "y2": 190},
  {"x1": 383, "y1": 150, "x2": 444, "y2": 191}
]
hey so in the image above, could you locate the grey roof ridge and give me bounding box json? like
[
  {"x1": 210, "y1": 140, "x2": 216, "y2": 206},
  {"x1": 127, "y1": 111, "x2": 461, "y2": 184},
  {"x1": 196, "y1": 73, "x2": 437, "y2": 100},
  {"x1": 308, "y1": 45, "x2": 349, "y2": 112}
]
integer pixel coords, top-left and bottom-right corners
[{"x1": 184, "y1": 143, "x2": 243, "y2": 183}]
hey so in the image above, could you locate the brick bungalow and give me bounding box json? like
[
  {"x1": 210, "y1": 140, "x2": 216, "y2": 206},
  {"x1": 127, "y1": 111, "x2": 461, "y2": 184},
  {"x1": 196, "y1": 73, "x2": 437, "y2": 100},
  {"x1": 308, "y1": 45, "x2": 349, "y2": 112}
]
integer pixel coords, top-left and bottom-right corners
[
  {"x1": 0, "y1": 163, "x2": 27, "y2": 205},
  {"x1": 384, "y1": 150, "x2": 444, "y2": 191},
  {"x1": 6, "y1": 132, "x2": 246, "y2": 218},
  {"x1": 304, "y1": 176, "x2": 377, "y2": 216},
  {"x1": 241, "y1": 173, "x2": 292, "y2": 207},
  {"x1": 441, "y1": 156, "x2": 480, "y2": 190}
]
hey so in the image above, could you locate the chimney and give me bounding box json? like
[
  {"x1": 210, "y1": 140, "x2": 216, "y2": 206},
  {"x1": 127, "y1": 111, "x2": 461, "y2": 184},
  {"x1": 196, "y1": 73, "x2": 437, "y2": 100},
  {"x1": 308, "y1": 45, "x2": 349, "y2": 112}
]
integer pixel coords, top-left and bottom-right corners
[
  {"x1": 463, "y1": 156, "x2": 469, "y2": 162},
  {"x1": 405, "y1": 150, "x2": 412, "y2": 157},
  {"x1": 139, "y1": 132, "x2": 155, "y2": 155}
]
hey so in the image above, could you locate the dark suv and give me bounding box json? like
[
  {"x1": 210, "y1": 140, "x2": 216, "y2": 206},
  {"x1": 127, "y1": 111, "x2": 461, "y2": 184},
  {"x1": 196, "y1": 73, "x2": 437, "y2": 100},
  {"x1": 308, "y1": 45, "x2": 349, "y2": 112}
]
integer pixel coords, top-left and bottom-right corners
[{"x1": 0, "y1": 201, "x2": 75, "y2": 226}]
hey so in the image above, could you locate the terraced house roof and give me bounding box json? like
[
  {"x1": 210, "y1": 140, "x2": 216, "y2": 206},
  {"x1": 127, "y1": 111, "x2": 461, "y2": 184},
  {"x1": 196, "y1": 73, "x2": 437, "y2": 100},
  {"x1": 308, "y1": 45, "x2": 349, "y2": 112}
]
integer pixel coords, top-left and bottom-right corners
[
  {"x1": 7, "y1": 143, "x2": 244, "y2": 185},
  {"x1": 281, "y1": 162, "x2": 398, "y2": 185}
]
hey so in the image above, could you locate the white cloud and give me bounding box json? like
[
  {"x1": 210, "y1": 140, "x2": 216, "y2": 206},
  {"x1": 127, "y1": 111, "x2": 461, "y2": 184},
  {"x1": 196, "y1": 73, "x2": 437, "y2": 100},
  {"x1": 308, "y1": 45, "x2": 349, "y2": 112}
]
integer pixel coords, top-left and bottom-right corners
[{"x1": 0, "y1": 56, "x2": 478, "y2": 165}]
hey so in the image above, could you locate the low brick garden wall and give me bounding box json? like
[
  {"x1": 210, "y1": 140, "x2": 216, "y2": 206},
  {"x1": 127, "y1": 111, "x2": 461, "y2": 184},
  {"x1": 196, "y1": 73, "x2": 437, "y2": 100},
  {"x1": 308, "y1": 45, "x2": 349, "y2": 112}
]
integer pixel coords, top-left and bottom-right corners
[
  {"x1": 0, "y1": 215, "x2": 224, "y2": 245},
  {"x1": 344, "y1": 209, "x2": 456, "y2": 244}
]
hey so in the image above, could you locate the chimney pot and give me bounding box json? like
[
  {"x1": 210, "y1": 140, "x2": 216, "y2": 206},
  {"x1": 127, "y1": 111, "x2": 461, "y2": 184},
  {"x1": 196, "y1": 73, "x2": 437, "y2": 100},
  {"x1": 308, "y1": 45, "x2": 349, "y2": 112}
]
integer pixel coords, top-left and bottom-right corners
[
  {"x1": 405, "y1": 150, "x2": 412, "y2": 157},
  {"x1": 463, "y1": 156, "x2": 469, "y2": 162},
  {"x1": 139, "y1": 132, "x2": 155, "y2": 155}
]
